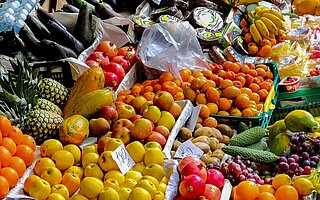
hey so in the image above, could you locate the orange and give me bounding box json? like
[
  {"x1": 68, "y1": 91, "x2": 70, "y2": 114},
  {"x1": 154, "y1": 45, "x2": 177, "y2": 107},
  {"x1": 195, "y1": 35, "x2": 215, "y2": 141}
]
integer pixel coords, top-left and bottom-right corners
[
  {"x1": 15, "y1": 145, "x2": 34, "y2": 167},
  {"x1": 0, "y1": 167, "x2": 18, "y2": 188},
  {"x1": 241, "y1": 65, "x2": 250, "y2": 73},
  {"x1": 207, "y1": 103, "x2": 219, "y2": 114},
  {"x1": 230, "y1": 108, "x2": 242, "y2": 116},
  {"x1": 201, "y1": 80, "x2": 216, "y2": 92},
  {"x1": 159, "y1": 72, "x2": 174, "y2": 84},
  {"x1": 2, "y1": 137, "x2": 16, "y2": 155},
  {"x1": 0, "y1": 146, "x2": 11, "y2": 167},
  {"x1": 222, "y1": 86, "x2": 241, "y2": 99},
  {"x1": 222, "y1": 61, "x2": 233, "y2": 71},
  {"x1": 220, "y1": 79, "x2": 233, "y2": 90},
  {"x1": 233, "y1": 80, "x2": 243, "y2": 89},
  {"x1": 250, "y1": 93, "x2": 260, "y2": 104},
  {"x1": 202, "y1": 117, "x2": 218, "y2": 128},
  {"x1": 116, "y1": 96, "x2": 125, "y2": 102},
  {"x1": 123, "y1": 95, "x2": 135, "y2": 104},
  {"x1": 196, "y1": 93, "x2": 207, "y2": 105},
  {"x1": 258, "y1": 89, "x2": 269, "y2": 100},
  {"x1": 248, "y1": 83, "x2": 260, "y2": 93},
  {"x1": 21, "y1": 134, "x2": 36, "y2": 151},
  {"x1": 257, "y1": 192, "x2": 276, "y2": 200},
  {"x1": 248, "y1": 63, "x2": 256, "y2": 69},
  {"x1": 242, "y1": 108, "x2": 256, "y2": 117},
  {"x1": 260, "y1": 81, "x2": 272, "y2": 91},
  {"x1": 0, "y1": 176, "x2": 9, "y2": 198},
  {"x1": 8, "y1": 126, "x2": 23, "y2": 145},
  {"x1": 275, "y1": 185, "x2": 298, "y2": 200},
  {"x1": 131, "y1": 85, "x2": 142, "y2": 97},
  {"x1": 0, "y1": 131, "x2": 2, "y2": 145},
  {"x1": 247, "y1": 69, "x2": 258, "y2": 77},
  {"x1": 206, "y1": 87, "x2": 220, "y2": 103},
  {"x1": 218, "y1": 98, "x2": 232, "y2": 111},
  {"x1": 8, "y1": 156, "x2": 26, "y2": 178},
  {"x1": 240, "y1": 87, "x2": 252, "y2": 96},
  {"x1": 256, "y1": 68, "x2": 266, "y2": 77},
  {"x1": 236, "y1": 181, "x2": 259, "y2": 200},
  {"x1": 173, "y1": 92, "x2": 184, "y2": 101},
  {"x1": 225, "y1": 71, "x2": 236, "y2": 80},
  {"x1": 265, "y1": 71, "x2": 274, "y2": 79},
  {"x1": 259, "y1": 184, "x2": 275, "y2": 194},
  {"x1": 199, "y1": 105, "x2": 210, "y2": 118},
  {"x1": 191, "y1": 78, "x2": 206, "y2": 90},
  {"x1": 141, "y1": 85, "x2": 153, "y2": 94},
  {"x1": 118, "y1": 90, "x2": 131, "y2": 97},
  {"x1": 0, "y1": 116, "x2": 12, "y2": 137},
  {"x1": 235, "y1": 94, "x2": 251, "y2": 110},
  {"x1": 143, "y1": 92, "x2": 155, "y2": 101},
  {"x1": 256, "y1": 64, "x2": 268, "y2": 71}
]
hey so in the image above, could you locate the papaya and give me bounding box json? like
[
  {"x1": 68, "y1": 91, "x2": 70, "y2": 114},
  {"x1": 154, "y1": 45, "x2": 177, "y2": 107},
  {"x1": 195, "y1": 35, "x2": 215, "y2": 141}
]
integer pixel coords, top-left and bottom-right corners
[
  {"x1": 268, "y1": 119, "x2": 287, "y2": 144},
  {"x1": 284, "y1": 110, "x2": 319, "y2": 133},
  {"x1": 270, "y1": 132, "x2": 290, "y2": 156},
  {"x1": 314, "y1": 116, "x2": 320, "y2": 124},
  {"x1": 63, "y1": 66, "x2": 105, "y2": 115},
  {"x1": 59, "y1": 115, "x2": 89, "y2": 145}
]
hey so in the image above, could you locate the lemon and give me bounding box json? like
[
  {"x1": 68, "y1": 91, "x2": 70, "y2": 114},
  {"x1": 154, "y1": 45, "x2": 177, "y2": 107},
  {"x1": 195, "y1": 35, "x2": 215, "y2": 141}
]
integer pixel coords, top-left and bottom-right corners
[
  {"x1": 144, "y1": 148, "x2": 164, "y2": 165},
  {"x1": 125, "y1": 171, "x2": 142, "y2": 181},
  {"x1": 293, "y1": 177, "x2": 314, "y2": 195},
  {"x1": 159, "y1": 182, "x2": 167, "y2": 194},
  {"x1": 117, "y1": 188, "x2": 132, "y2": 200},
  {"x1": 120, "y1": 178, "x2": 137, "y2": 189},
  {"x1": 98, "y1": 187, "x2": 119, "y2": 200},
  {"x1": 272, "y1": 174, "x2": 292, "y2": 189},
  {"x1": 103, "y1": 179, "x2": 120, "y2": 191},
  {"x1": 128, "y1": 187, "x2": 151, "y2": 200},
  {"x1": 154, "y1": 191, "x2": 165, "y2": 200},
  {"x1": 104, "y1": 170, "x2": 125, "y2": 184},
  {"x1": 131, "y1": 162, "x2": 146, "y2": 173}
]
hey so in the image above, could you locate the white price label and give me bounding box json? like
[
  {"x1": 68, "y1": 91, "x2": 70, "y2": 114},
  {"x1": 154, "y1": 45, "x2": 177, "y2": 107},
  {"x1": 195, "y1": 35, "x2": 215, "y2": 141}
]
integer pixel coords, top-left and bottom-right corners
[
  {"x1": 174, "y1": 140, "x2": 204, "y2": 159},
  {"x1": 111, "y1": 144, "x2": 135, "y2": 174}
]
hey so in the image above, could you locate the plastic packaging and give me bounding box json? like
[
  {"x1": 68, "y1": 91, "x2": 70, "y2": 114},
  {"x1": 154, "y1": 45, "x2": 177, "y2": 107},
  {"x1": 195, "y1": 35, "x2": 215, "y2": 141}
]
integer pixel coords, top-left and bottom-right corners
[{"x1": 137, "y1": 21, "x2": 209, "y2": 79}]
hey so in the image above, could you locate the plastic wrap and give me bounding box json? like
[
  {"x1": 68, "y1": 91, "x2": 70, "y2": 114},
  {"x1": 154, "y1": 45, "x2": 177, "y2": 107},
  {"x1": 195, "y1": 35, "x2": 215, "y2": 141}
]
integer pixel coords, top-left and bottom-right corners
[{"x1": 137, "y1": 21, "x2": 209, "y2": 79}]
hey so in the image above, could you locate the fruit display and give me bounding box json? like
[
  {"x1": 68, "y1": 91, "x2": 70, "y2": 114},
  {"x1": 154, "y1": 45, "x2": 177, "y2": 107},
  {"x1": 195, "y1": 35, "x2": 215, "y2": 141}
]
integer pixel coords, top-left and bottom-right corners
[{"x1": 85, "y1": 42, "x2": 137, "y2": 90}]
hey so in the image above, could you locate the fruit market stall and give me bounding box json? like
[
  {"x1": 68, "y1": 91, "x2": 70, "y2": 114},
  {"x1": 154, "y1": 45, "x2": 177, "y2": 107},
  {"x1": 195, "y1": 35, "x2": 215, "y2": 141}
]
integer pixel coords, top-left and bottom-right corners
[{"x1": 2, "y1": 0, "x2": 320, "y2": 199}]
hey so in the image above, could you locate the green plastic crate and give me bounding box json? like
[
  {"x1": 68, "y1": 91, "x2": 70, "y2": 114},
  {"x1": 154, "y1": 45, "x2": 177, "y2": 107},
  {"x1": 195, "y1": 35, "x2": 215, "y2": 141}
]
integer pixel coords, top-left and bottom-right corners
[
  {"x1": 270, "y1": 86, "x2": 320, "y2": 125},
  {"x1": 210, "y1": 62, "x2": 280, "y2": 128}
]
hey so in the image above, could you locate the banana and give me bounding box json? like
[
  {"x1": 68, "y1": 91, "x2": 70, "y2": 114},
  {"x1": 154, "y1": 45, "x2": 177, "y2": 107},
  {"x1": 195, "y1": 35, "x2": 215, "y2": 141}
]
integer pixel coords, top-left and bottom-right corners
[
  {"x1": 260, "y1": 17, "x2": 278, "y2": 35},
  {"x1": 250, "y1": 24, "x2": 263, "y2": 44},
  {"x1": 255, "y1": 19, "x2": 269, "y2": 39},
  {"x1": 261, "y1": 13, "x2": 286, "y2": 30},
  {"x1": 254, "y1": 6, "x2": 270, "y2": 17},
  {"x1": 256, "y1": 7, "x2": 284, "y2": 20}
]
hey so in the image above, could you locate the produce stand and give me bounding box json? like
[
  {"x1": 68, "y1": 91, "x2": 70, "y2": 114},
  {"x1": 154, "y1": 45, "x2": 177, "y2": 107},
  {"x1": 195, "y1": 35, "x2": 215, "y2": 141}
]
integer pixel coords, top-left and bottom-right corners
[{"x1": 2, "y1": 0, "x2": 320, "y2": 200}]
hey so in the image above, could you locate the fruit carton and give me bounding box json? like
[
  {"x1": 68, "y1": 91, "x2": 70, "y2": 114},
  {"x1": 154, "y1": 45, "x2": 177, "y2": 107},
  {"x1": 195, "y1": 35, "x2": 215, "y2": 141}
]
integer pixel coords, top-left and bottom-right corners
[{"x1": 279, "y1": 76, "x2": 300, "y2": 93}]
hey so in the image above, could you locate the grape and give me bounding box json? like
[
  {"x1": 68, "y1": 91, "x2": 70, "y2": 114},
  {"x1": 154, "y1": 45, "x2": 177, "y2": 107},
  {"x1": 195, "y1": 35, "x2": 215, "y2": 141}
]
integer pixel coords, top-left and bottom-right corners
[
  {"x1": 226, "y1": 173, "x2": 234, "y2": 180},
  {"x1": 232, "y1": 165, "x2": 242, "y2": 176},
  {"x1": 310, "y1": 161, "x2": 317, "y2": 167},
  {"x1": 243, "y1": 160, "x2": 251, "y2": 167},
  {"x1": 247, "y1": 173, "x2": 254, "y2": 179},
  {"x1": 287, "y1": 158, "x2": 295, "y2": 164},
  {"x1": 299, "y1": 135, "x2": 306, "y2": 143},
  {"x1": 238, "y1": 174, "x2": 246, "y2": 181},
  {"x1": 262, "y1": 171, "x2": 271, "y2": 176},
  {"x1": 234, "y1": 155, "x2": 241, "y2": 160},
  {"x1": 303, "y1": 160, "x2": 311, "y2": 166},
  {"x1": 290, "y1": 144, "x2": 299, "y2": 153},
  {"x1": 279, "y1": 162, "x2": 289, "y2": 171},
  {"x1": 247, "y1": 178, "x2": 256, "y2": 183},
  {"x1": 310, "y1": 156, "x2": 319, "y2": 163},
  {"x1": 289, "y1": 163, "x2": 299, "y2": 171},
  {"x1": 247, "y1": 168, "x2": 254, "y2": 173},
  {"x1": 301, "y1": 152, "x2": 310, "y2": 160},
  {"x1": 242, "y1": 170, "x2": 249, "y2": 177},
  {"x1": 228, "y1": 162, "x2": 236, "y2": 170},
  {"x1": 286, "y1": 170, "x2": 294, "y2": 177},
  {"x1": 304, "y1": 166, "x2": 312, "y2": 174},
  {"x1": 290, "y1": 154, "x2": 299, "y2": 163},
  {"x1": 253, "y1": 174, "x2": 261, "y2": 182},
  {"x1": 230, "y1": 178, "x2": 238, "y2": 186},
  {"x1": 290, "y1": 136, "x2": 299, "y2": 144},
  {"x1": 258, "y1": 180, "x2": 264, "y2": 185},
  {"x1": 221, "y1": 166, "x2": 229, "y2": 175},
  {"x1": 240, "y1": 163, "x2": 247, "y2": 171},
  {"x1": 234, "y1": 159, "x2": 241, "y2": 164},
  {"x1": 279, "y1": 156, "x2": 288, "y2": 163}
]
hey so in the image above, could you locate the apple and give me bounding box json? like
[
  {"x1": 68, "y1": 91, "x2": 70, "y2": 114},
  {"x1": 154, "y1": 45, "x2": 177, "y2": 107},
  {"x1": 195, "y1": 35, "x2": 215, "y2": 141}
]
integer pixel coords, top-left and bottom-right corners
[
  {"x1": 99, "y1": 57, "x2": 110, "y2": 68},
  {"x1": 103, "y1": 62, "x2": 125, "y2": 81},
  {"x1": 155, "y1": 125, "x2": 170, "y2": 138},
  {"x1": 79, "y1": 177, "x2": 104, "y2": 199},
  {"x1": 86, "y1": 60, "x2": 99, "y2": 68},
  {"x1": 139, "y1": 101, "x2": 154, "y2": 115},
  {"x1": 87, "y1": 51, "x2": 106, "y2": 62},
  {"x1": 98, "y1": 151, "x2": 119, "y2": 172},
  {"x1": 84, "y1": 163, "x2": 104, "y2": 180},
  {"x1": 96, "y1": 41, "x2": 118, "y2": 58},
  {"x1": 157, "y1": 111, "x2": 176, "y2": 131},
  {"x1": 112, "y1": 118, "x2": 133, "y2": 130},
  {"x1": 47, "y1": 193, "x2": 65, "y2": 200},
  {"x1": 142, "y1": 105, "x2": 161, "y2": 123},
  {"x1": 51, "y1": 150, "x2": 74, "y2": 171},
  {"x1": 104, "y1": 72, "x2": 120, "y2": 89},
  {"x1": 34, "y1": 158, "x2": 56, "y2": 176},
  {"x1": 62, "y1": 173, "x2": 81, "y2": 196},
  {"x1": 144, "y1": 141, "x2": 162, "y2": 151},
  {"x1": 97, "y1": 106, "x2": 118, "y2": 124},
  {"x1": 63, "y1": 144, "x2": 81, "y2": 165},
  {"x1": 97, "y1": 134, "x2": 111, "y2": 154},
  {"x1": 129, "y1": 114, "x2": 143, "y2": 122},
  {"x1": 111, "y1": 56, "x2": 131, "y2": 73},
  {"x1": 28, "y1": 179, "x2": 51, "y2": 200},
  {"x1": 65, "y1": 166, "x2": 84, "y2": 180},
  {"x1": 142, "y1": 163, "x2": 165, "y2": 182},
  {"x1": 89, "y1": 118, "x2": 110, "y2": 137},
  {"x1": 203, "y1": 184, "x2": 221, "y2": 200},
  {"x1": 40, "y1": 167, "x2": 63, "y2": 186},
  {"x1": 116, "y1": 104, "x2": 136, "y2": 119},
  {"x1": 130, "y1": 118, "x2": 153, "y2": 140},
  {"x1": 105, "y1": 138, "x2": 123, "y2": 151},
  {"x1": 130, "y1": 96, "x2": 148, "y2": 112},
  {"x1": 126, "y1": 141, "x2": 145, "y2": 163},
  {"x1": 117, "y1": 46, "x2": 137, "y2": 64},
  {"x1": 51, "y1": 184, "x2": 70, "y2": 199},
  {"x1": 111, "y1": 127, "x2": 131, "y2": 145},
  {"x1": 147, "y1": 132, "x2": 167, "y2": 148},
  {"x1": 154, "y1": 91, "x2": 174, "y2": 111}
]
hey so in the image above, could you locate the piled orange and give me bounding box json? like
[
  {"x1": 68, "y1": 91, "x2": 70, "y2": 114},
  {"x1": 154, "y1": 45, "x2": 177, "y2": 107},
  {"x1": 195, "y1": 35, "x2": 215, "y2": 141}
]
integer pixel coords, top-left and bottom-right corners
[{"x1": 0, "y1": 115, "x2": 36, "y2": 198}]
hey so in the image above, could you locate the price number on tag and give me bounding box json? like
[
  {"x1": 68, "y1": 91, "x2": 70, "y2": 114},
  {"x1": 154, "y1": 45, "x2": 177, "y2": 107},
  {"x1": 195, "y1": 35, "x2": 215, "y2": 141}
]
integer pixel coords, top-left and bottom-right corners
[{"x1": 112, "y1": 144, "x2": 135, "y2": 174}]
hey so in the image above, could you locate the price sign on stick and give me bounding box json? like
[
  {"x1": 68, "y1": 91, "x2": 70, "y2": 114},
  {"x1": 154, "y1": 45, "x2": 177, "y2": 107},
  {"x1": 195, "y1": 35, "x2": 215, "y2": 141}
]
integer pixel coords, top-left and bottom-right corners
[
  {"x1": 112, "y1": 144, "x2": 135, "y2": 174},
  {"x1": 174, "y1": 140, "x2": 204, "y2": 159}
]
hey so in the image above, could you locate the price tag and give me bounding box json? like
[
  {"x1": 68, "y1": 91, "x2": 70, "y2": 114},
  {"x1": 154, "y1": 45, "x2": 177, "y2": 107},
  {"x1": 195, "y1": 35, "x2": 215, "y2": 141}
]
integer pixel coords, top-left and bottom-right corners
[
  {"x1": 174, "y1": 140, "x2": 204, "y2": 159},
  {"x1": 111, "y1": 144, "x2": 135, "y2": 174}
]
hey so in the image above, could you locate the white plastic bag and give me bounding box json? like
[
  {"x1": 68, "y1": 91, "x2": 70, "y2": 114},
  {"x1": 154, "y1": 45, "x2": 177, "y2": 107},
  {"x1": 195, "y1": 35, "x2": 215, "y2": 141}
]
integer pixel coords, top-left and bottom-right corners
[{"x1": 137, "y1": 21, "x2": 209, "y2": 79}]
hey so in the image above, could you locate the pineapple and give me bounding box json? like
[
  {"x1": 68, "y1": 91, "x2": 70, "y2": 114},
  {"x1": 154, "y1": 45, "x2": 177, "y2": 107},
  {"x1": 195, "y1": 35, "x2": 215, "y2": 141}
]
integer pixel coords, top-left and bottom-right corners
[
  {"x1": 39, "y1": 78, "x2": 69, "y2": 107},
  {"x1": 34, "y1": 98, "x2": 63, "y2": 116}
]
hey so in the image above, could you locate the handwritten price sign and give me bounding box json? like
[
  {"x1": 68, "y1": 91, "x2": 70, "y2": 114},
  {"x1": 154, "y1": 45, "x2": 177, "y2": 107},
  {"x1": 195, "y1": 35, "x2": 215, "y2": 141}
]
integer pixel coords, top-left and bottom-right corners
[
  {"x1": 174, "y1": 140, "x2": 204, "y2": 159},
  {"x1": 112, "y1": 144, "x2": 135, "y2": 174}
]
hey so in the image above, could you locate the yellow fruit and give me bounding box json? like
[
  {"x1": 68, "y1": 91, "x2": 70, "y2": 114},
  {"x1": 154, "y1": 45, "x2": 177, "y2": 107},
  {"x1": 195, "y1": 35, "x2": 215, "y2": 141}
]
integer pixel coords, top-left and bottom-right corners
[
  {"x1": 142, "y1": 175, "x2": 159, "y2": 189},
  {"x1": 40, "y1": 167, "x2": 63, "y2": 186},
  {"x1": 272, "y1": 174, "x2": 292, "y2": 189},
  {"x1": 126, "y1": 141, "x2": 145, "y2": 163},
  {"x1": 51, "y1": 184, "x2": 69, "y2": 199},
  {"x1": 82, "y1": 145, "x2": 98, "y2": 159},
  {"x1": 144, "y1": 148, "x2": 164, "y2": 165},
  {"x1": 131, "y1": 162, "x2": 145, "y2": 173},
  {"x1": 103, "y1": 179, "x2": 120, "y2": 191},
  {"x1": 64, "y1": 144, "x2": 82, "y2": 165},
  {"x1": 84, "y1": 163, "x2": 104, "y2": 180},
  {"x1": 28, "y1": 179, "x2": 51, "y2": 200},
  {"x1": 293, "y1": 177, "x2": 314, "y2": 195},
  {"x1": 104, "y1": 170, "x2": 125, "y2": 184},
  {"x1": 125, "y1": 171, "x2": 142, "y2": 181},
  {"x1": 82, "y1": 152, "x2": 99, "y2": 168},
  {"x1": 51, "y1": 150, "x2": 74, "y2": 170},
  {"x1": 154, "y1": 191, "x2": 165, "y2": 200},
  {"x1": 40, "y1": 139, "x2": 63, "y2": 158},
  {"x1": 47, "y1": 193, "x2": 66, "y2": 200},
  {"x1": 34, "y1": 158, "x2": 56, "y2": 176},
  {"x1": 24, "y1": 175, "x2": 41, "y2": 194},
  {"x1": 65, "y1": 166, "x2": 84, "y2": 180},
  {"x1": 98, "y1": 151, "x2": 119, "y2": 172},
  {"x1": 120, "y1": 178, "x2": 137, "y2": 189},
  {"x1": 159, "y1": 182, "x2": 167, "y2": 194},
  {"x1": 98, "y1": 187, "x2": 120, "y2": 200},
  {"x1": 80, "y1": 177, "x2": 104, "y2": 199},
  {"x1": 118, "y1": 187, "x2": 132, "y2": 200},
  {"x1": 128, "y1": 187, "x2": 151, "y2": 200},
  {"x1": 69, "y1": 194, "x2": 89, "y2": 200},
  {"x1": 142, "y1": 163, "x2": 165, "y2": 182},
  {"x1": 136, "y1": 179, "x2": 157, "y2": 198}
]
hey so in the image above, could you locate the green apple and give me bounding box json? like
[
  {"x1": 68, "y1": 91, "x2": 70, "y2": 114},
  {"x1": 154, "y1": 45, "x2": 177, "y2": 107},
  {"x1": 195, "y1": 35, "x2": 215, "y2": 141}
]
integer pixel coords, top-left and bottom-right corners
[
  {"x1": 156, "y1": 111, "x2": 175, "y2": 131},
  {"x1": 84, "y1": 163, "x2": 104, "y2": 180},
  {"x1": 142, "y1": 105, "x2": 161, "y2": 124}
]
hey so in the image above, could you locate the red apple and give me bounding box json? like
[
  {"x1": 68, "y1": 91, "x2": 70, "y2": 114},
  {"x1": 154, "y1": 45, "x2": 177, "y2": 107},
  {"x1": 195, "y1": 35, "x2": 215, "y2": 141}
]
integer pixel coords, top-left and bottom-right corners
[
  {"x1": 178, "y1": 156, "x2": 202, "y2": 173},
  {"x1": 111, "y1": 127, "x2": 131, "y2": 145},
  {"x1": 97, "y1": 106, "x2": 118, "y2": 124},
  {"x1": 206, "y1": 169, "x2": 225, "y2": 190},
  {"x1": 104, "y1": 72, "x2": 119, "y2": 89},
  {"x1": 129, "y1": 114, "x2": 142, "y2": 122},
  {"x1": 111, "y1": 56, "x2": 131, "y2": 73},
  {"x1": 96, "y1": 41, "x2": 118, "y2": 58},
  {"x1": 112, "y1": 119, "x2": 133, "y2": 130},
  {"x1": 130, "y1": 118, "x2": 153, "y2": 140},
  {"x1": 117, "y1": 46, "x2": 137, "y2": 64},
  {"x1": 147, "y1": 132, "x2": 167, "y2": 148},
  {"x1": 203, "y1": 184, "x2": 221, "y2": 200},
  {"x1": 97, "y1": 134, "x2": 112, "y2": 154},
  {"x1": 181, "y1": 162, "x2": 207, "y2": 181},
  {"x1": 86, "y1": 60, "x2": 99, "y2": 68},
  {"x1": 99, "y1": 57, "x2": 110, "y2": 69},
  {"x1": 87, "y1": 51, "x2": 106, "y2": 62},
  {"x1": 103, "y1": 62, "x2": 125, "y2": 82},
  {"x1": 179, "y1": 175, "x2": 206, "y2": 199},
  {"x1": 155, "y1": 125, "x2": 170, "y2": 138}
]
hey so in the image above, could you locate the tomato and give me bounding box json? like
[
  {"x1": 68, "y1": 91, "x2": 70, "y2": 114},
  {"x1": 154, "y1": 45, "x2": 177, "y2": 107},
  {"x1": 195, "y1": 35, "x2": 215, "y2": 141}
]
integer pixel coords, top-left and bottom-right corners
[
  {"x1": 96, "y1": 41, "x2": 118, "y2": 58},
  {"x1": 104, "y1": 72, "x2": 119, "y2": 90},
  {"x1": 111, "y1": 56, "x2": 131, "y2": 73},
  {"x1": 179, "y1": 175, "x2": 206, "y2": 199},
  {"x1": 103, "y1": 62, "x2": 125, "y2": 82},
  {"x1": 117, "y1": 46, "x2": 137, "y2": 64}
]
